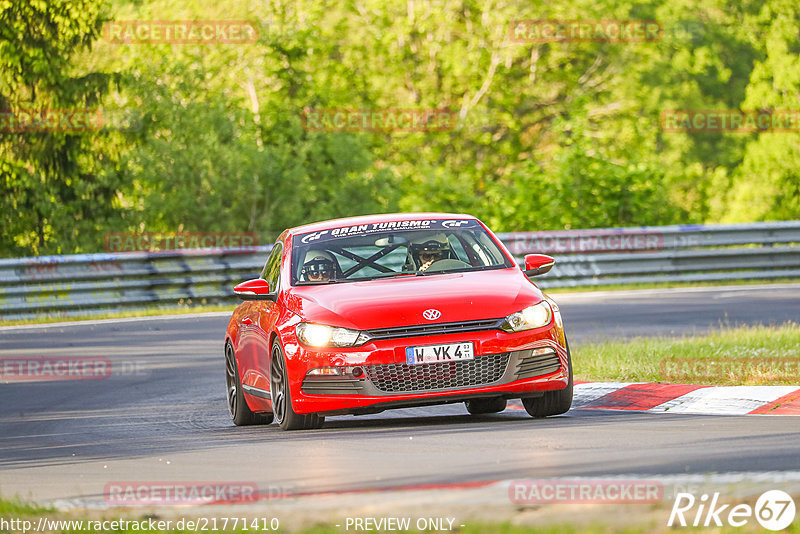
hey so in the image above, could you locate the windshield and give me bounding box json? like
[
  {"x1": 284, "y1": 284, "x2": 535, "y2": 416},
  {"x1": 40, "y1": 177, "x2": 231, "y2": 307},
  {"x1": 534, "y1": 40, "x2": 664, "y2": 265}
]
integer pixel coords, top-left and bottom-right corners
[{"x1": 291, "y1": 218, "x2": 513, "y2": 285}]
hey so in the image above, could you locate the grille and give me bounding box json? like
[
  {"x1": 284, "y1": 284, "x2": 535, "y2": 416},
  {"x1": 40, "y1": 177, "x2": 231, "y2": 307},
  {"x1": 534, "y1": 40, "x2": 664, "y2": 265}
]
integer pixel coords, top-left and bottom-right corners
[
  {"x1": 365, "y1": 353, "x2": 510, "y2": 393},
  {"x1": 366, "y1": 318, "x2": 503, "y2": 341},
  {"x1": 301, "y1": 378, "x2": 364, "y2": 395},
  {"x1": 515, "y1": 349, "x2": 561, "y2": 379}
]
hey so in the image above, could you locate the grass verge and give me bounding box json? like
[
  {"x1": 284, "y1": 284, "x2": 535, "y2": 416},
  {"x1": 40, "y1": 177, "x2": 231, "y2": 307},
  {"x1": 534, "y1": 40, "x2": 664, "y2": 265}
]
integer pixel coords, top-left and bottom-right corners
[
  {"x1": 2, "y1": 496, "x2": 799, "y2": 534},
  {"x1": 574, "y1": 322, "x2": 800, "y2": 385},
  {"x1": 0, "y1": 304, "x2": 233, "y2": 327},
  {"x1": 0, "y1": 495, "x2": 51, "y2": 516},
  {"x1": 543, "y1": 277, "x2": 800, "y2": 294}
]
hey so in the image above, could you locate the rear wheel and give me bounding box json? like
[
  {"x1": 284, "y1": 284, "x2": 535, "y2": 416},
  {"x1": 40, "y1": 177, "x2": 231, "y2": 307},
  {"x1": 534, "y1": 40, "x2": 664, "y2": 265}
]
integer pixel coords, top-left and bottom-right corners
[
  {"x1": 225, "y1": 343, "x2": 273, "y2": 426},
  {"x1": 465, "y1": 397, "x2": 507, "y2": 414},
  {"x1": 270, "y1": 342, "x2": 325, "y2": 431},
  {"x1": 522, "y1": 338, "x2": 573, "y2": 418}
]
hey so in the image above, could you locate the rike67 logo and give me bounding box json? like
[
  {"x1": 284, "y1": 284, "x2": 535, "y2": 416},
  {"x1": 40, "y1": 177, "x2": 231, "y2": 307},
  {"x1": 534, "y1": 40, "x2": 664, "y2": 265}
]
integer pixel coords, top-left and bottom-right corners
[{"x1": 669, "y1": 490, "x2": 796, "y2": 531}]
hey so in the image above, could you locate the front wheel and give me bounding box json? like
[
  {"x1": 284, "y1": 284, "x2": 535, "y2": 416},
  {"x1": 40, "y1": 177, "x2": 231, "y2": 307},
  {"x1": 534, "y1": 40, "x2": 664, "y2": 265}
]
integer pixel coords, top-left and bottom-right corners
[
  {"x1": 522, "y1": 338, "x2": 573, "y2": 418},
  {"x1": 225, "y1": 343, "x2": 273, "y2": 426},
  {"x1": 270, "y1": 342, "x2": 325, "y2": 431}
]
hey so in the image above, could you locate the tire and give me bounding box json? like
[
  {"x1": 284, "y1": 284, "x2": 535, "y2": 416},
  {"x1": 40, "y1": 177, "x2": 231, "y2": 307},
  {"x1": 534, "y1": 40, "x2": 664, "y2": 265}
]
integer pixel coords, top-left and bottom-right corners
[
  {"x1": 225, "y1": 343, "x2": 273, "y2": 426},
  {"x1": 522, "y1": 337, "x2": 574, "y2": 418},
  {"x1": 270, "y1": 341, "x2": 325, "y2": 431},
  {"x1": 465, "y1": 397, "x2": 507, "y2": 414}
]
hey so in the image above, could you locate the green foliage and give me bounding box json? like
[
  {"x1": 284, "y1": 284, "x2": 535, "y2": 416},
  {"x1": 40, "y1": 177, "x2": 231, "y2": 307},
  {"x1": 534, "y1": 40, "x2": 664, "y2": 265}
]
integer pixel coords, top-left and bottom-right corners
[
  {"x1": 0, "y1": 0, "x2": 126, "y2": 256},
  {"x1": 1, "y1": 0, "x2": 799, "y2": 257},
  {"x1": 0, "y1": 493, "x2": 52, "y2": 515}
]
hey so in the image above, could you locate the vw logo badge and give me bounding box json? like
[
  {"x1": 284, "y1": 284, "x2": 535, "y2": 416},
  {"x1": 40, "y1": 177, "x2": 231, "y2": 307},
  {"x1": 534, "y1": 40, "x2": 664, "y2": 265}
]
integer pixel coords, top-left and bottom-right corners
[{"x1": 422, "y1": 309, "x2": 441, "y2": 320}]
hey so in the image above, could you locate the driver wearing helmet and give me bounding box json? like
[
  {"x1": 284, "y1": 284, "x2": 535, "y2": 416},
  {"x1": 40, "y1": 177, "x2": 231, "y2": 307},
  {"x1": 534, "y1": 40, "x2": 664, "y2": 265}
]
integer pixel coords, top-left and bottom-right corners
[
  {"x1": 300, "y1": 250, "x2": 338, "y2": 283},
  {"x1": 408, "y1": 234, "x2": 451, "y2": 271}
]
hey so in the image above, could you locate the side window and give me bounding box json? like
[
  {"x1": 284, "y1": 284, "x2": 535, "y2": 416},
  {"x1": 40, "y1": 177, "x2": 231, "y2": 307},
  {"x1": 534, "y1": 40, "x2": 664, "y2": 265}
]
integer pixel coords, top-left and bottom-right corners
[{"x1": 261, "y1": 243, "x2": 283, "y2": 289}]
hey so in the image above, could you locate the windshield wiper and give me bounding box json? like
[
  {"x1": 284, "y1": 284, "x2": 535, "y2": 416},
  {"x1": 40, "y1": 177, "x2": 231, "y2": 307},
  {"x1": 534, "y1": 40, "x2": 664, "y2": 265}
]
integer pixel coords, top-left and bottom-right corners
[
  {"x1": 350, "y1": 272, "x2": 409, "y2": 281},
  {"x1": 416, "y1": 265, "x2": 503, "y2": 276},
  {"x1": 296, "y1": 279, "x2": 341, "y2": 286}
]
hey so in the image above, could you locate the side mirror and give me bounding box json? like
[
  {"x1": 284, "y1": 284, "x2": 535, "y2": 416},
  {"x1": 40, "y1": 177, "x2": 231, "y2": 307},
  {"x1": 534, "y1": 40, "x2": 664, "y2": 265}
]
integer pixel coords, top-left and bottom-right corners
[
  {"x1": 523, "y1": 254, "x2": 555, "y2": 277},
  {"x1": 233, "y1": 279, "x2": 277, "y2": 301}
]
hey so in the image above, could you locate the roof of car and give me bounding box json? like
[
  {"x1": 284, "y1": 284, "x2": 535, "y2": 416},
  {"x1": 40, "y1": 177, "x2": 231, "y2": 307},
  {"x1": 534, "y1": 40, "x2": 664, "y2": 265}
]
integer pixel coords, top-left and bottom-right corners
[{"x1": 288, "y1": 212, "x2": 477, "y2": 235}]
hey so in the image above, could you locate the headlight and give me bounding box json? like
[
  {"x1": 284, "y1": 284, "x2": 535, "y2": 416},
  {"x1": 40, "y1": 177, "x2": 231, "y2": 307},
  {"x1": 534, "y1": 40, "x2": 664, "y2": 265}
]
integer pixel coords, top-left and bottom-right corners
[
  {"x1": 295, "y1": 323, "x2": 371, "y2": 348},
  {"x1": 500, "y1": 301, "x2": 553, "y2": 332}
]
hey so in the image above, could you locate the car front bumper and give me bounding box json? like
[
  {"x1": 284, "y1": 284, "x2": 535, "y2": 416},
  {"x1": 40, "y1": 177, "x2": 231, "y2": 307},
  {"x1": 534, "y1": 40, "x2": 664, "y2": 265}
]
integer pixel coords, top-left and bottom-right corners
[{"x1": 284, "y1": 322, "x2": 570, "y2": 415}]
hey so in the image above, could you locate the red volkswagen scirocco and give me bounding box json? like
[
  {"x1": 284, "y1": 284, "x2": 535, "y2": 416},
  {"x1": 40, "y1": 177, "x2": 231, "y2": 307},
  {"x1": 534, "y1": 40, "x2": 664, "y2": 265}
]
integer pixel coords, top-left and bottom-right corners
[{"x1": 225, "y1": 213, "x2": 572, "y2": 430}]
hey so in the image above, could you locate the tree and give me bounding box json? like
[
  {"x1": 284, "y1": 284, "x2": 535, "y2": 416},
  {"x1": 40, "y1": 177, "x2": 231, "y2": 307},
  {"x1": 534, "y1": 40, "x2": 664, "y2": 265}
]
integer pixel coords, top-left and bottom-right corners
[{"x1": 0, "y1": 0, "x2": 128, "y2": 256}]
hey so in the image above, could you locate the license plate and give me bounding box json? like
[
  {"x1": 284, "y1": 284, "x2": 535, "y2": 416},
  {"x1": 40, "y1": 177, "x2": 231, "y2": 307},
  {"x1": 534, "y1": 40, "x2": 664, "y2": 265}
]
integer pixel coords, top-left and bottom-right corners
[{"x1": 405, "y1": 342, "x2": 474, "y2": 364}]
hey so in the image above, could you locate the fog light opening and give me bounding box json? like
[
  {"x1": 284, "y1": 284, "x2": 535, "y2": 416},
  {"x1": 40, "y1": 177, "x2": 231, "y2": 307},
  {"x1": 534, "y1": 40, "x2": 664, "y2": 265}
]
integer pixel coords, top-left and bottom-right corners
[{"x1": 307, "y1": 367, "x2": 344, "y2": 376}]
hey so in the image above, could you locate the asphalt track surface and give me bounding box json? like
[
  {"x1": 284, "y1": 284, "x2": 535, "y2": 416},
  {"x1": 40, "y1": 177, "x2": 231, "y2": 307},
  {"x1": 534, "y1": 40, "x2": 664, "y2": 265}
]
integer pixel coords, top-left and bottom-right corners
[{"x1": 0, "y1": 284, "x2": 798, "y2": 503}]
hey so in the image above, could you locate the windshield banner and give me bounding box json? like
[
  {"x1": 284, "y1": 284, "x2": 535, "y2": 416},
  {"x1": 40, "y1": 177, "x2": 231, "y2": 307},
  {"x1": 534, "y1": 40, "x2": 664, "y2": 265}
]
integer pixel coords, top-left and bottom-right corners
[{"x1": 296, "y1": 219, "x2": 480, "y2": 245}]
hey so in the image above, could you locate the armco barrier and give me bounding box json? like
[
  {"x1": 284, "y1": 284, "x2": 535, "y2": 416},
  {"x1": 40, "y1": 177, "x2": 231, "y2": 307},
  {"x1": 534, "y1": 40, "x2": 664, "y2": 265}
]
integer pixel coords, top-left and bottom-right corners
[
  {"x1": 0, "y1": 247, "x2": 271, "y2": 320},
  {"x1": 496, "y1": 221, "x2": 800, "y2": 287},
  {"x1": 0, "y1": 221, "x2": 798, "y2": 320}
]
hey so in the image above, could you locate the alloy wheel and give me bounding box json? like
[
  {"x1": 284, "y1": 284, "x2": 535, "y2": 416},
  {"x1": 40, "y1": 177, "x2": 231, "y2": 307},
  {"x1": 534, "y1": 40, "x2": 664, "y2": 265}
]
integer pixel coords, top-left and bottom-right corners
[
  {"x1": 225, "y1": 344, "x2": 238, "y2": 417},
  {"x1": 270, "y1": 344, "x2": 287, "y2": 424}
]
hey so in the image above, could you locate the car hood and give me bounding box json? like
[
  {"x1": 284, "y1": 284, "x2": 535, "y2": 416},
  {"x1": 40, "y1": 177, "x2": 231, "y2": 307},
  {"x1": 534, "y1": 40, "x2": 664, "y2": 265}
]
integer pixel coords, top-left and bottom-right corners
[{"x1": 284, "y1": 267, "x2": 544, "y2": 330}]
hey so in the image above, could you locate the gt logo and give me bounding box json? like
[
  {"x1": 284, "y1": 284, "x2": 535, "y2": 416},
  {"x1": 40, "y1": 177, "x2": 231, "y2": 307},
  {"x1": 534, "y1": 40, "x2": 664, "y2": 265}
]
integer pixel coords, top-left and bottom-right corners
[
  {"x1": 301, "y1": 230, "x2": 329, "y2": 244},
  {"x1": 422, "y1": 309, "x2": 441, "y2": 320},
  {"x1": 442, "y1": 220, "x2": 469, "y2": 228}
]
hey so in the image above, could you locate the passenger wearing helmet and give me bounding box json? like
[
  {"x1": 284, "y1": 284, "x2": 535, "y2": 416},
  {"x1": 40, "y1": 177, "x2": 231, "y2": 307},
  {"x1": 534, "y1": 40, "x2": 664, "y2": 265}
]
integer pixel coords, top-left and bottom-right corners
[
  {"x1": 407, "y1": 233, "x2": 451, "y2": 271},
  {"x1": 301, "y1": 250, "x2": 338, "y2": 282}
]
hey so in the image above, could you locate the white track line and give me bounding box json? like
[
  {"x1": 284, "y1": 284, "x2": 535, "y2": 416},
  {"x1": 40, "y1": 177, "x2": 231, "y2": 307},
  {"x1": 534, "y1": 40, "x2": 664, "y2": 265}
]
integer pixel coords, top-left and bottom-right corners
[
  {"x1": 0, "y1": 311, "x2": 231, "y2": 331},
  {"x1": 552, "y1": 283, "x2": 800, "y2": 299}
]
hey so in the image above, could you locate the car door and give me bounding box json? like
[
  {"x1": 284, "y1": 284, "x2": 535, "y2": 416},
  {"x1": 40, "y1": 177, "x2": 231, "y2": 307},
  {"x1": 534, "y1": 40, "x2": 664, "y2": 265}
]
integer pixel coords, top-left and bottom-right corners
[{"x1": 238, "y1": 241, "x2": 283, "y2": 410}]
